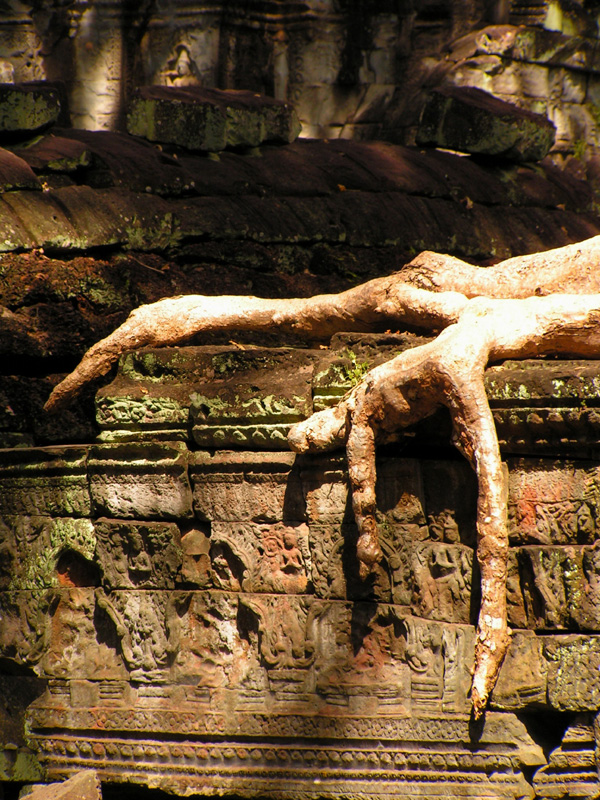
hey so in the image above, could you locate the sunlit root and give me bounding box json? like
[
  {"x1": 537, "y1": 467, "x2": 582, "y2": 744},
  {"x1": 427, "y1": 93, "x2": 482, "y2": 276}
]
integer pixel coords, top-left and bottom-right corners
[
  {"x1": 45, "y1": 236, "x2": 600, "y2": 413},
  {"x1": 289, "y1": 293, "x2": 600, "y2": 716},
  {"x1": 43, "y1": 235, "x2": 600, "y2": 716}
]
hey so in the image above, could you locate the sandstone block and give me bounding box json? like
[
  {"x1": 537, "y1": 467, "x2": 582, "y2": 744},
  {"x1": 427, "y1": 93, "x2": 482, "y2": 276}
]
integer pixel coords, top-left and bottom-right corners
[
  {"x1": 416, "y1": 85, "x2": 556, "y2": 162},
  {"x1": 411, "y1": 542, "x2": 474, "y2": 624},
  {"x1": 211, "y1": 520, "x2": 310, "y2": 594},
  {"x1": 190, "y1": 347, "x2": 318, "y2": 450},
  {"x1": 507, "y1": 458, "x2": 600, "y2": 544},
  {"x1": 127, "y1": 86, "x2": 300, "y2": 152},
  {"x1": 0, "y1": 446, "x2": 90, "y2": 517},
  {"x1": 0, "y1": 148, "x2": 40, "y2": 191},
  {"x1": 88, "y1": 441, "x2": 193, "y2": 520},
  {"x1": 492, "y1": 631, "x2": 547, "y2": 710},
  {"x1": 11, "y1": 134, "x2": 91, "y2": 174},
  {"x1": 0, "y1": 588, "x2": 127, "y2": 681},
  {"x1": 308, "y1": 521, "x2": 413, "y2": 605},
  {"x1": 0, "y1": 83, "x2": 61, "y2": 141},
  {"x1": 507, "y1": 545, "x2": 600, "y2": 631},
  {"x1": 190, "y1": 450, "x2": 304, "y2": 523},
  {"x1": 94, "y1": 519, "x2": 182, "y2": 589},
  {"x1": 0, "y1": 515, "x2": 96, "y2": 590},
  {"x1": 544, "y1": 635, "x2": 600, "y2": 711}
]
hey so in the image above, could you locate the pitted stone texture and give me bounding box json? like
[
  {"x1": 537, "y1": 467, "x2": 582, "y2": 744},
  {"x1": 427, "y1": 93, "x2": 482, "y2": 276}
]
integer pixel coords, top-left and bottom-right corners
[
  {"x1": 89, "y1": 441, "x2": 193, "y2": 520},
  {"x1": 417, "y1": 85, "x2": 556, "y2": 161},
  {"x1": 0, "y1": 83, "x2": 61, "y2": 141},
  {"x1": 127, "y1": 86, "x2": 301, "y2": 152},
  {"x1": 544, "y1": 636, "x2": 600, "y2": 711}
]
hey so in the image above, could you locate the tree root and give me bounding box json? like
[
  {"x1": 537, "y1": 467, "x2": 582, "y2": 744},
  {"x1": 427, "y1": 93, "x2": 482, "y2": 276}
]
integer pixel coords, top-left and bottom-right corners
[
  {"x1": 289, "y1": 292, "x2": 600, "y2": 716},
  {"x1": 43, "y1": 235, "x2": 600, "y2": 716}
]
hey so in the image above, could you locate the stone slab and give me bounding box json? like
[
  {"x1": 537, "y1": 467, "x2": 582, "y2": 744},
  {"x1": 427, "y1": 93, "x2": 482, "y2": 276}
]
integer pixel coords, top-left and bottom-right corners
[
  {"x1": 0, "y1": 446, "x2": 90, "y2": 517},
  {"x1": 10, "y1": 134, "x2": 91, "y2": 174},
  {"x1": 88, "y1": 441, "x2": 193, "y2": 520},
  {"x1": 127, "y1": 85, "x2": 300, "y2": 152},
  {"x1": 0, "y1": 83, "x2": 61, "y2": 140},
  {"x1": 417, "y1": 85, "x2": 556, "y2": 162},
  {"x1": 190, "y1": 450, "x2": 303, "y2": 523},
  {"x1": 0, "y1": 147, "x2": 40, "y2": 191}
]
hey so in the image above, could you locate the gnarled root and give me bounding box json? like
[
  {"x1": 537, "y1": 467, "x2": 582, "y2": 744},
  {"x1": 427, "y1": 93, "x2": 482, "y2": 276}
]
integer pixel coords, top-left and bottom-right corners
[
  {"x1": 290, "y1": 292, "x2": 600, "y2": 715},
  {"x1": 43, "y1": 236, "x2": 600, "y2": 716}
]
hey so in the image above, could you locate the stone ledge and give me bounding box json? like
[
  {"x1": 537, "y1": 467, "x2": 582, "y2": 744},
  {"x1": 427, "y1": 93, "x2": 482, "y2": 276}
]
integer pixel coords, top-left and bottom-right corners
[{"x1": 127, "y1": 86, "x2": 301, "y2": 152}]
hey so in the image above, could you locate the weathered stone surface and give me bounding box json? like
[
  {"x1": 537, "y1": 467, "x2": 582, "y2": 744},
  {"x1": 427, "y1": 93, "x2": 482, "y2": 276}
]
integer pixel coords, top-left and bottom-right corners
[
  {"x1": 509, "y1": 0, "x2": 599, "y2": 37},
  {"x1": 190, "y1": 450, "x2": 303, "y2": 523},
  {"x1": 417, "y1": 85, "x2": 556, "y2": 161},
  {"x1": 0, "y1": 83, "x2": 61, "y2": 141},
  {"x1": 95, "y1": 519, "x2": 182, "y2": 590},
  {"x1": 4, "y1": 430, "x2": 600, "y2": 796},
  {"x1": 0, "y1": 374, "x2": 100, "y2": 449},
  {"x1": 0, "y1": 148, "x2": 40, "y2": 191},
  {"x1": 544, "y1": 636, "x2": 600, "y2": 711},
  {"x1": 12, "y1": 135, "x2": 91, "y2": 175},
  {"x1": 0, "y1": 515, "x2": 96, "y2": 591},
  {"x1": 22, "y1": 770, "x2": 101, "y2": 800},
  {"x1": 0, "y1": 131, "x2": 596, "y2": 273},
  {"x1": 533, "y1": 714, "x2": 600, "y2": 799},
  {"x1": 0, "y1": 588, "x2": 127, "y2": 681},
  {"x1": 507, "y1": 458, "x2": 600, "y2": 544},
  {"x1": 190, "y1": 347, "x2": 318, "y2": 449},
  {"x1": 507, "y1": 545, "x2": 600, "y2": 630},
  {"x1": 88, "y1": 441, "x2": 193, "y2": 520},
  {"x1": 127, "y1": 86, "x2": 300, "y2": 152},
  {"x1": 491, "y1": 631, "x2": 547, "y2": 710},
  {"x1": 0, "y1": 446, "x2": 90, "y2": 517},
  {"x1": 211, "y1": 521, "x2": 310, "y2": 594}
]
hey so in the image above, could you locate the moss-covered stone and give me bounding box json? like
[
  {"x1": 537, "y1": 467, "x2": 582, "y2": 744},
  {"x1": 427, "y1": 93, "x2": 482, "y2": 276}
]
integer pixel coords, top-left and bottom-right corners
[
  {"x1": 127, "y1": 86, "x2": 300, "y2": 152},
  {"x1": 417, "y1": 86, "x2": 556, "y2": 162},
  {"x1": 0, "y1": 83, "x2": 61, "y2": 141}
]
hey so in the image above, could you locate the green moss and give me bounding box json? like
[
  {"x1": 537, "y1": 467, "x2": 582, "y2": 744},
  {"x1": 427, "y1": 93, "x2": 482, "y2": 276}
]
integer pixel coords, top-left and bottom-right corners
[
  {"x1": 9, "y1": 518, "x2": 95, "y2": 591},
  {"x1": 343, "y1": 350, "x2": 370, "y2": 385},
  {"x1": 0, "y1": 748, "x2": 44, "y2": 782},
  {"x1": 573, "y1": 139, "x2": 587, "y2": 161}
]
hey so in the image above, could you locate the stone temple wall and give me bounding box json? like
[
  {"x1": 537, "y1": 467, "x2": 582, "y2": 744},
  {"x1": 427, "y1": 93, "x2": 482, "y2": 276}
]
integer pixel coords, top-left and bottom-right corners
[
  {"x1": 1, "y1": 17, "x2": 600, "y2": 798},
  {"x1": 2, "y1": 337, "x2": 600, "y2": 798},
  {"x1": 3, "y1": 0, "x2": 600, "y2": 160}
]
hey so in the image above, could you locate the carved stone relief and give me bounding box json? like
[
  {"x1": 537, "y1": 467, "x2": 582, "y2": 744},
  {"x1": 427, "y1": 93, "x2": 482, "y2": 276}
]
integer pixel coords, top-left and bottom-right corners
[{"x1": 2, "y1": 350, "x2": 600, "y2": 795}]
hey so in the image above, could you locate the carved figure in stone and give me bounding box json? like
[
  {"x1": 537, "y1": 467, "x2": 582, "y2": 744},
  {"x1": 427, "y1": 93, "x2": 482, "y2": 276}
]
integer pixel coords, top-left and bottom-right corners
[
  {"x1": 45, "y1": 235, "x2": 600, "y2": 716},
  {"x1": 241, "y1": 595, "x2": 319, "y2": 672},
  {"x1": 244, "y1": 523, "x2": 310, "y2": 594},
  {"x1": 95, "y1": 587, "x2": 169, "y2": 679}
]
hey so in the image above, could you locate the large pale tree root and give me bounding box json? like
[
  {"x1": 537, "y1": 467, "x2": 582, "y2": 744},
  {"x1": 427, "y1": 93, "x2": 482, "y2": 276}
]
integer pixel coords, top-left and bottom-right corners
[
  {"x1": 43, "y1": 235, "x2": 600, "y2": 717},
  {"x1": 290, "y1": 293, "x2": 600, "y2": 716}
]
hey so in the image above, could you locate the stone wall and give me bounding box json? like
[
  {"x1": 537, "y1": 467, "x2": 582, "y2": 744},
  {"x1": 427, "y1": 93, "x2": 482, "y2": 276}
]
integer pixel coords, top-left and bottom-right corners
[
  {"x1": 2, "y1": 0, "x2": 600, "y2": 161},
  {"x1": 1, "y1": 339, "x2": 600, "y2": 797}
]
